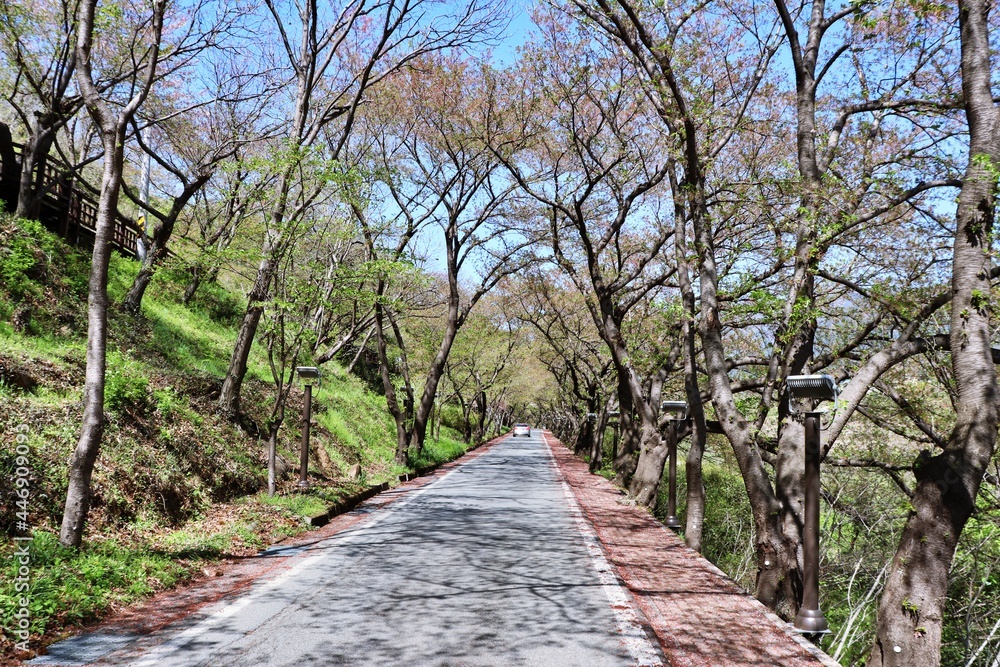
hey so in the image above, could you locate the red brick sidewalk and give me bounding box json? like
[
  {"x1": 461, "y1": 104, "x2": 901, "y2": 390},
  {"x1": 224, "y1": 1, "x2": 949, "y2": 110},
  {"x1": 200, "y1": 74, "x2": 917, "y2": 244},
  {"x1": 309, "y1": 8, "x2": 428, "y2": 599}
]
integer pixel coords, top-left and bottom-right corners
[{"x1": 544, "y1": 433, "x2": 841, "y2": 667}]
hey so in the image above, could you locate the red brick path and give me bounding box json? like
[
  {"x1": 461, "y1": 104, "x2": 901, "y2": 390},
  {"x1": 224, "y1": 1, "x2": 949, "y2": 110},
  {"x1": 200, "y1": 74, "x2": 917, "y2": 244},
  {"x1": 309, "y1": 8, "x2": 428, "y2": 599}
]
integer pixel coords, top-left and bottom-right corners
[{"x1": 544, "y1": 432, "x2": 841, "y2": 667}]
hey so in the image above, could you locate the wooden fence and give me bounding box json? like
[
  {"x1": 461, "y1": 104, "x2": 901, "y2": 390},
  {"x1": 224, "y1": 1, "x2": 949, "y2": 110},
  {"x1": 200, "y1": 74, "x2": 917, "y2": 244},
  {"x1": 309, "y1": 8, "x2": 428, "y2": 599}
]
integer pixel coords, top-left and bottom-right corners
[{"x1": 6, "y1": 145, "x2": 142, "y2": 259}]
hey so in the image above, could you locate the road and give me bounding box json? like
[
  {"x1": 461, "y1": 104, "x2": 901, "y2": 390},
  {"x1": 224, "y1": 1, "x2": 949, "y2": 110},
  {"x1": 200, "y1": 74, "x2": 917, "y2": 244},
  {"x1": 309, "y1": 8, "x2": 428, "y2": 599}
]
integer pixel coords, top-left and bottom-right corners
[{"x1": 38, "y1": 432, "x2": 664, "y2": 666}]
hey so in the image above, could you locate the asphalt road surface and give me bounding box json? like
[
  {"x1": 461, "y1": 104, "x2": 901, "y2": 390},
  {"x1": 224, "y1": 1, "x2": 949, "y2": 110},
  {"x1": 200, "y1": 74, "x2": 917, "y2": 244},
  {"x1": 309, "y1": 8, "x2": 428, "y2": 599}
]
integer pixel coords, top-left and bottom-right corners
[{"x1": 42, "y1": 432, "x2": 665, "y2": 666}]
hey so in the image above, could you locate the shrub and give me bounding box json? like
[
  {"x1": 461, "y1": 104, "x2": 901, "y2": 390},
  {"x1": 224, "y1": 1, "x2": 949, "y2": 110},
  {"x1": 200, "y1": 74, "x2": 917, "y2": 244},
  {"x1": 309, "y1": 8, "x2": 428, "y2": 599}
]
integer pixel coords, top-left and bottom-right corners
[{"x1": 104, "y1": 356, "x2": 151, "y2": 415}]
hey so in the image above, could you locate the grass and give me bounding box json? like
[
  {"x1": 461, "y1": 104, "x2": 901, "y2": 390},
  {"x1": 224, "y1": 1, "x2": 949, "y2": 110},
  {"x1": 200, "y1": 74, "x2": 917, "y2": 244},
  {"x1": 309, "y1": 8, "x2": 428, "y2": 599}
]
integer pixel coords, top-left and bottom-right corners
[
  {"x1": 0, "y1": 532, "x2": 195, "y2": 636},
  {"x1": 412, "y1": 434, "x2": 473, "y2": 469},
  {"x1": 259, "y1": 493, "x2": 331, "y2": 519},
  {"x1": 0, "y1": 493, "x2": 318, "y2": 642}
]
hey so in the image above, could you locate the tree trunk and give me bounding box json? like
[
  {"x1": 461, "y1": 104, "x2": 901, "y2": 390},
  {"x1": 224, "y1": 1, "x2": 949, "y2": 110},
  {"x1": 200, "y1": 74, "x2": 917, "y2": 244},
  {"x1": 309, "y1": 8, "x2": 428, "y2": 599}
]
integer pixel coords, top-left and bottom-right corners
[
  {"x1": 14, "y1": 124, "x2": 56, "y2": 220},
  {"x1": 266, "y1": 387, "x2": 288, "y2": 496},
  {"x1": 684, "y1": 432, "x2": 705, "y2": 551},
  {"x1": 220, "y1": 245, "x2": 277, "y2": 415},
  {"x1": 0, "y1": 122, "x2": 20, "y2": 213},
  {"x1": 682, "y1": 326, "x2": 708, "y2": 551},
  {"x1": 121, "y1": 247, "x2": 161, "y2": 314},
  {"x1": 406, "y1": 263, "x2": 464, "y2": 457},
  {"x1": 123, "y1": 178, "x2": 208, "y2": 314},
  {"x1": 371, "y1": 296, "x2": 408, "y2": 465},
  {"x1": 587, "y1": 421, "x2": 602, "y2": 471},
  {"x1": 218, "y1": 303, "x2": 265, "y2": 416},
  {"x1": 753, "y1": 508, "x2": 804, "y2": 620},
  {"x1": 475, "y1": 391, "x2": 487, "y2": 442},
  {"x1": 575, "y1": 409, "x2": 591, "y2": 455},
  {"x1": 867, "y1": 3, "x2": 999, "y2": 663},
  {"x1": 673, "y1": 184, "x2": 707, "y2": 550},
  {"x1": 628, "y1": 423, "x2": 669, "y2": 506},
  {"x1": 700, "y1": 245, "x2": 806, "y2": 616},
  {"x1": 611, "y1": 377, "x2": 639, "y2": 483},
  {"x1": 59, "y1": 0, "x2": 164, "y2": 547},
  {"x1": 588, "y1": 406, "x2": 609, "y2": 473},
  {"x1": 267, "y1": 424, "x2": 279, "y2": 496},
  {"x1": 58, "y1": 130, "x2": 124, "y2": 547},
  {"x1": 460, "y1": 396, "x2": 473, "y2": 443},
  {"x1": 182, "y1": 267, "x2": 202, "y2": 305}
]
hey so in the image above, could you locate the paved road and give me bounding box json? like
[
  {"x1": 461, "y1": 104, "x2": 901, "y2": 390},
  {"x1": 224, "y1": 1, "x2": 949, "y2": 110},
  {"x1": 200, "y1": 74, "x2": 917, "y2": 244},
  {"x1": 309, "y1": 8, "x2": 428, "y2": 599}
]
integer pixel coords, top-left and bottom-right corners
[{"x1": 46, "y1": 432, "x2": 664, "y2": 666}]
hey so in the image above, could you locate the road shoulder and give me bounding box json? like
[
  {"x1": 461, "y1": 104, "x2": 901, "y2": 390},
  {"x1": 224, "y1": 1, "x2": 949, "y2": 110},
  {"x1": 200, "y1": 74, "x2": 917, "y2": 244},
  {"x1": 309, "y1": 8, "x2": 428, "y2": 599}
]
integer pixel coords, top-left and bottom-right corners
[{"x1": 543, "y1": 432, "x2": 842, "y2": 667}]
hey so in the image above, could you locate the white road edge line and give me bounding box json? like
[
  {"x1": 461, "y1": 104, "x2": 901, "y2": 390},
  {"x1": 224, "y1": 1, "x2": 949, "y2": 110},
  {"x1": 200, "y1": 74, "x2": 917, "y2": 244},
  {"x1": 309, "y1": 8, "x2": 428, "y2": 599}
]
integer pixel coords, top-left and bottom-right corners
[
  {"x1": 129, "y1": 458, "x2": 475, "y2": 667},
  {"x1": 542, "y1": 437, "x2": 665, "y2": 667}
]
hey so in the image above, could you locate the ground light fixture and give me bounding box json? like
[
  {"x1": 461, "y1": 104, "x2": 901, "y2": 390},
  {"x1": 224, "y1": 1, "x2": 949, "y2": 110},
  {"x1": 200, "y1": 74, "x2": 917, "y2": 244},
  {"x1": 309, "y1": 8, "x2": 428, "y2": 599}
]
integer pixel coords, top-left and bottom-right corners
[
  {"x1": 660, "y1": 400, "x2": 688, "y2": 530},
  {"x1": 786, "y1": 374, "x2": 836, "y2": 634},
  {"x1": 296, "y1": 366, "x2": 321, "y2": 489}
]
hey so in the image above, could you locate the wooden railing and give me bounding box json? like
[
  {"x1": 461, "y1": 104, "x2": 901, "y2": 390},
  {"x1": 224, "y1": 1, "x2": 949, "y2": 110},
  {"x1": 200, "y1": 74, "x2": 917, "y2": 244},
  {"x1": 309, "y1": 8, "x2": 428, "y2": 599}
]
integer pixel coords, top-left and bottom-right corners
[{"x1": 6, "y1": 145, "x2": 142, "y2": 260}]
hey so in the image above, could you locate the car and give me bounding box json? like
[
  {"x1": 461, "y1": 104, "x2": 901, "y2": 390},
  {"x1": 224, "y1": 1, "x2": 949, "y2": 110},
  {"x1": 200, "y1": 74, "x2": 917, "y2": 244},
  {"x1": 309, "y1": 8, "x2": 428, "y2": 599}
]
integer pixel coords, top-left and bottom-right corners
[{"x1": 512, "y1": 423, "x2": 531, "y2": 437}]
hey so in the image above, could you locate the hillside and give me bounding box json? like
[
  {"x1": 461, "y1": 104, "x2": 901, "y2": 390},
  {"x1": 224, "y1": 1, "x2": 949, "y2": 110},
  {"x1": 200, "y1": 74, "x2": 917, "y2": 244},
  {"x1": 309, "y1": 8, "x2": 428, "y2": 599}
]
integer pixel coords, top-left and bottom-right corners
[{"x1": 0, "y1": 215, "x2": 477, "y2": 658}]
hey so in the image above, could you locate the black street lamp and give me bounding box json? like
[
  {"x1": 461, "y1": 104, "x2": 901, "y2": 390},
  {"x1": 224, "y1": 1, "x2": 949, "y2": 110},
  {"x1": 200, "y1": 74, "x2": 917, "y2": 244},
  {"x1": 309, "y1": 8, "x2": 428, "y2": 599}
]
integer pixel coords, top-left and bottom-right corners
[
  {"x1": 296, "y1": 366, "x2": 320, "y2": 489},
  {"x1": 608, "y1": 410, "x2": 620, "y2": 462},
  {"x1": 660, "y1": 400, "x2": 688, "y2": 530},
  {"x1": 786, "y1": 373, "x2": 837, "y2": 634}
]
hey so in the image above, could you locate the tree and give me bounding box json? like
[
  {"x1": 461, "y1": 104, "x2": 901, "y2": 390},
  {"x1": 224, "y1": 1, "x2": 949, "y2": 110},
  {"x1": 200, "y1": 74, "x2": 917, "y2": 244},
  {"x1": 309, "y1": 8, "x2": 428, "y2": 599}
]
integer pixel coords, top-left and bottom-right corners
[
  {"x1": 496, "y1": 19, "x2": 683, "y2": 499},
  {"x1": 0, "y1": 0, "x2": 83, "y2": 219},
  {"x1": 59, "y1": 0, "x2": 167, "y2": 548},
  {"x1": 217, "y1": 0, "x2": 501, "y2": 417},
  {"x1": 571, "y1": 0, "x2": 975, "y2": 620},
  {"x1": 442, "y1": 300, "x2": 521, "y2": 443},
  {"x1": 120, "y1": 46, "x2": 265, "y2": 314},
  {"x1": 258, "y1": 209, "x2": 366, "y2": 493},
  {"x1": 866, "y1": 2, "x2": 1000, "y2": 664},
  {"x1": 175, "y1": 140, "x2": 276, "y2": 305},
  {"x1": 357, "y1": 57, "x2": 535, "y2": 465},
  {"x1": 513, "y1": 269, "x2": 614, "y2": 470}
]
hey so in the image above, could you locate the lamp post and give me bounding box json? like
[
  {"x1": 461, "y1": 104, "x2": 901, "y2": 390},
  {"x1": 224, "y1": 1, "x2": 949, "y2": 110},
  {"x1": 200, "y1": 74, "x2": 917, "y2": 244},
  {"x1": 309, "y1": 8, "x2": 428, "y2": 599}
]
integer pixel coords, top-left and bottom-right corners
[
  {"x1": 786, "y1": 374, "x2": 837, "y2": 634},
  {"x1": 296, "y1": 366, "x2": 320, "y2": 489},
  {"x1": 584, "y1": 412, "x2": 598, "y2": 469},
  {"x1": 608, "y1": 410, "x2": 620, "y2": 462},
  {"x1": 661, "y1": 400, "x2": 688, "y2": 530}
]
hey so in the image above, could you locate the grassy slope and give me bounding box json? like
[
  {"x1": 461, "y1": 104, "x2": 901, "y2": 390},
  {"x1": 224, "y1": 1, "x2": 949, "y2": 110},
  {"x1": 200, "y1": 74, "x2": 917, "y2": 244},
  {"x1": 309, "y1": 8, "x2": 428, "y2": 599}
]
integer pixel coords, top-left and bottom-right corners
[{"x1": 0, "y1": 216, "x2": 472, "y2": 656}]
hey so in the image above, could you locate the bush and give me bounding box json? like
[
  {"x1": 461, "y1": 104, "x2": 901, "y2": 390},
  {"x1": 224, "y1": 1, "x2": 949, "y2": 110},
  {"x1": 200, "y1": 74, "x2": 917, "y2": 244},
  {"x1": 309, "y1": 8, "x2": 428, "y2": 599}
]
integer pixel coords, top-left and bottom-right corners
[
  {"x1": 196, "y1": 281, "x2": 244, "y2": 325},
  {"x1": 0, "y1": 218, "x2": 50, "y2": 302},
  {"x1": 104, "y1": 356, "x2": 151, "y2": 415},
  {"x1": 658, "y1": 457, "x2": 757, "y2": 592}
]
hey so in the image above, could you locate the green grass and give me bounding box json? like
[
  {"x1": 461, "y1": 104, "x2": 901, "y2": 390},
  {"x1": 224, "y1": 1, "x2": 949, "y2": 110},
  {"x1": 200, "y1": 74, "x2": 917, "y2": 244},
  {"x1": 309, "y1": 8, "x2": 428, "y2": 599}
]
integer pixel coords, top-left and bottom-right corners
[
  {"x1": 0, "y1": 532, "x2": 196, "y2": 636},
  {"x1": 412, "y1": 433, "x2": 472, "y2": 469},
  {"x1": 314, "y1": 367, "x2": 416, "y2": 482},
  {"x1": 259, "y1": 493, "x2": 331, "y2": 518}
]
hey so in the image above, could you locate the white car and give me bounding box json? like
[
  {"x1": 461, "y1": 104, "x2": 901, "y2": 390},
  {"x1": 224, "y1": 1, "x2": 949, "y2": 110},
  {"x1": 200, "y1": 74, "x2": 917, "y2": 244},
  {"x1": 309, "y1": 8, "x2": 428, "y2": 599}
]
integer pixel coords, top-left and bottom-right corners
[{"x1": 512, "y1": 423, "x2": 531, "y2": 437}]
